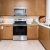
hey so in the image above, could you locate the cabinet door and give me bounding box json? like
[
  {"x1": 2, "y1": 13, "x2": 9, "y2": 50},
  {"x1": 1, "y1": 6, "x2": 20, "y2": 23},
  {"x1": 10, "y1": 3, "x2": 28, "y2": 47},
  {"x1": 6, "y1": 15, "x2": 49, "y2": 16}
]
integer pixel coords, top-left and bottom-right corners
[
  {"x1": 36, "y1": 0, "x2": 46, "y2": 16},
  {"x1": 0, "y1": 0, "x2": 2, "y2": 15},
  {"x1": 1, "y1": 0, "x2": 14, "y2": 16},
  {"x1": 1, "y1": 0, "x2": 7, "y2": 16},
  {"x1": 49, "y1": 30, "x2": 50, "y2": 50},
  {"x1": 2, "y1": 25, "x2": 13, "y2": 40},
  {"x1": 39, "y1": 25, "x2": 45, "y2": 44},
  {"x1": 27, "y1": 25, "x2": 38, "y2": 40},
  {"x1": 21, "y1": 0, "x2": 27, "y2": 7},
  {"x1": 39, "y1": 25, "x2": 43, "y2": 41},
  {"x1": 0, "y1": 26, "x2": 1, "y2": 39},
  {"x1": 6, "y1": 0, "x2": 14, "y2": 16},
  {"x1": 14, "y1": 0, "x2": 21, "y2": 7},
  {"x1": 27, "y1": 25, "x2": 34, "y2": 39},
  {"x1": 0, "y1": 25, "x2": 2, "y2": 39},
  {"x1": 43, "y1": 27, "x2": 49, "y2": 50},
  {"x1": 27, "y1": 0, "x2": 36, "y2": 16},
  {"x1": 39, "y1": 26, "x2": 50, "y2": 50},
  {"x1": 33, "y1": 25, "x2": 38, "y2": 39},
  {"x1": 14, "y1": 0, "x2": 27, "y2": 8}
]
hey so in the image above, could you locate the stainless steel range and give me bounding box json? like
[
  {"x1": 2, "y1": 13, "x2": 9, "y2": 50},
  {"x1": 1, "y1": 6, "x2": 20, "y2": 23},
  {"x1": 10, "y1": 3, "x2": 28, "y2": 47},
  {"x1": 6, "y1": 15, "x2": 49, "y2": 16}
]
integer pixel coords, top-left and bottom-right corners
[{"x1": 13, "y1": 18, "x2": 27, "y2": 40}]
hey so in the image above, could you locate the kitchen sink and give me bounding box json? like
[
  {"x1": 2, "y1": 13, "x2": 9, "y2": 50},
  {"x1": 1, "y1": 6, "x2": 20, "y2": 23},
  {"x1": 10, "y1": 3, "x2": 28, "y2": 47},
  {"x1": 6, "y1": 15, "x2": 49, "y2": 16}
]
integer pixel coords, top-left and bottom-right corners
[{"x1": 43, "y1": 23, "x2": 50, "y2": 27}]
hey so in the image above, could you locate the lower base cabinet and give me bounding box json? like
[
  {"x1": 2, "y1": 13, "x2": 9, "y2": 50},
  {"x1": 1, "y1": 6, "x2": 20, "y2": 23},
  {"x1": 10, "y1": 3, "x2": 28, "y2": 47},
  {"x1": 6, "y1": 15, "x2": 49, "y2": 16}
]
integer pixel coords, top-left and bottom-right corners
[
  {"x1": 43, "y1": 27, "x2": 50, "y2": 50},
  {"x1": 2, "y1": 25, "x2": 13, "y2": 40},
  {"x1": 27, "y1": 25, "x2": 38, "y2": 40},
  {"x1": 39, "y1": 25, "x2": 50, "y2": 50},
  {"x1": 0, "y1": 25, "x2": 1, "y2": 39}
]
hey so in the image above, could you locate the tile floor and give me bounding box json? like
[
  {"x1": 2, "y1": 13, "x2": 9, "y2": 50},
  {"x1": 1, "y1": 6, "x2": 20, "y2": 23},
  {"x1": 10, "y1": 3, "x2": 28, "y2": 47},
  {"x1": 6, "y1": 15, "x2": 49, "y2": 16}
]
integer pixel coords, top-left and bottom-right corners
[{"x1": 0, "y1": 40, "x2": 45, "y2": 50}]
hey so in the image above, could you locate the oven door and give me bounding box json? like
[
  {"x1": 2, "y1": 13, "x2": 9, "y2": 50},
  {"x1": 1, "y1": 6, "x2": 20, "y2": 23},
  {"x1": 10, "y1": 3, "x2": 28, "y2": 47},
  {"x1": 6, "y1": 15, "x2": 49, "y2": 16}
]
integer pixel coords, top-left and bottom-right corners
[{"x1": 13, "y1": 26, "x2": 27, "y2": 35}]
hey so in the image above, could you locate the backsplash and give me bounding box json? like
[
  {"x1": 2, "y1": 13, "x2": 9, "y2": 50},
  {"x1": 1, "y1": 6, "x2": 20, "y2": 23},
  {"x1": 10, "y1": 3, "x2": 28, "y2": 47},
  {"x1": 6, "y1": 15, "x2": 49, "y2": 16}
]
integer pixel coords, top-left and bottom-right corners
[
  {"x1": 26, "y1": 16, "x2": 39, "y2": 24},
  {"x1": 1, "y1": 17, "x2": 14, "y2": 24},
  {"x1": 0, "y1": 16, "x2": 39, "y2": 24}
]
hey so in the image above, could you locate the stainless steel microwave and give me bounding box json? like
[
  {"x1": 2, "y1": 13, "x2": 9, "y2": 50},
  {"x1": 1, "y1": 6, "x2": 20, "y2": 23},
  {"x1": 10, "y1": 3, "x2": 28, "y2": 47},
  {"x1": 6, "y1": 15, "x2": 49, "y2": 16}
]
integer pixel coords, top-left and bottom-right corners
[{"x1": 14, "y1": 9, "x2": 26, "y2": 16}]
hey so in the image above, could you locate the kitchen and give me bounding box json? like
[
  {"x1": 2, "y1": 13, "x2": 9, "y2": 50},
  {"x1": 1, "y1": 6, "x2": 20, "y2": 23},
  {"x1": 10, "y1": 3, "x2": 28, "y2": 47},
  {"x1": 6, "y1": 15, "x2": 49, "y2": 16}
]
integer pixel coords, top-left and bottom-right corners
[{"x1": 0, "y1": 0, "x2": 50, "y2": 50}]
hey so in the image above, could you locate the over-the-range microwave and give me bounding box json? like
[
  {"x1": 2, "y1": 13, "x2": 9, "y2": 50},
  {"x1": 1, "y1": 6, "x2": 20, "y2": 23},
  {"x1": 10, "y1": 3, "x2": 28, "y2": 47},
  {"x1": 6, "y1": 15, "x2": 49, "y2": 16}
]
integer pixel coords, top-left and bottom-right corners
[{"x1": 14, "y1": 9, "x2": 27, "y2": 16}]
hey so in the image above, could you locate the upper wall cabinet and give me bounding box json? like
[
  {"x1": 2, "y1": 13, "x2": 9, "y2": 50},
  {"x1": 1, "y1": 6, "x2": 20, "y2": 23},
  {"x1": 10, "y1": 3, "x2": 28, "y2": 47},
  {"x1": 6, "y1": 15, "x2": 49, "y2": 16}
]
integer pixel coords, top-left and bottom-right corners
[
  {"x1": 14, "y1": 0, "x2": 21, "y2": 7},
  {"x1": 0, "y1": 0, "x2": 46, "y2": 16},
  {"x1": 14, "y1": 0, "x2": 35, "y2": 16},
  {"x1": 14, "y1": 0, "x2": 27, "y2": 8},
  {"x1": 1, "y1": 0, "x2": 7, "y2": 15},
  {"x1": 36, "y1": 0, "x2": 46, "y2": 16},
  {"x1": 0, "y1": 0, "x2": 14, "y2": 16},
  {"x1": 27, "y1": 0, "x2": 36, "y2": 16},
  {"x1": 0, "y1": 0, "x2": 7, "y2": 16},
  {"x1": 6, "y1": 0, "x2": 14, "y2": 16},
  {"x1": 0, "y1": 0, "x2": 2, "y2": 15}
]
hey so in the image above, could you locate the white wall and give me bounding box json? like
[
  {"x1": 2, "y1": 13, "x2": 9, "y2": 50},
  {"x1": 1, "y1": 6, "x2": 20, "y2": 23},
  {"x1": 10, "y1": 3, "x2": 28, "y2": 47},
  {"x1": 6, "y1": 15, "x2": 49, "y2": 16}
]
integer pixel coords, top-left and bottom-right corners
[{"x1": 46, "y1": 0, "x2": 50, "y2": 24}]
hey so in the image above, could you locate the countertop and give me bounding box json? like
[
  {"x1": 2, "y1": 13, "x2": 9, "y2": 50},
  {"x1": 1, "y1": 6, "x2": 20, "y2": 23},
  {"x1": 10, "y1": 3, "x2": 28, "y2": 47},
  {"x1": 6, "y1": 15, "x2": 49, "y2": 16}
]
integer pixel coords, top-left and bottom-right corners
[
  {"x1": 38, "y1": 23, "x2": 50, "y2": 29},
  {"x1": 0, "y1": 23, "x2": 13, "y2": 26},
  {"x1": 0, "y1": 23, "x2": 50, "y2": 29}
]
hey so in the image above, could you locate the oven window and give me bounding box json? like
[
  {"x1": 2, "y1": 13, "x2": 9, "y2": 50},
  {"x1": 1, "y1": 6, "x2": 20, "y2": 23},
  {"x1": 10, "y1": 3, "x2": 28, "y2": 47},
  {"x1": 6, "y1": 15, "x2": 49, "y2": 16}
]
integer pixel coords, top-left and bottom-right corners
[{"x1": 13, "y1": 26, "x2": 27, "y2": 35}]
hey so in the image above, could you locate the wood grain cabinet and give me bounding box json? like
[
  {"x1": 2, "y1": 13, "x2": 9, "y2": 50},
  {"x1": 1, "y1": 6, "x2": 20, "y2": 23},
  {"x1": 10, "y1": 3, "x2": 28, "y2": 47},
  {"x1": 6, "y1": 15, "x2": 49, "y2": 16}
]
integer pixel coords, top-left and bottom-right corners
[
  {"x1": 0, "y1": 0, "x2": 2, "y2": 15},
  {"x1": 43, "y1": 27, "x2": 50, "y2": 50},
  {"x1": 0, "y1": 0, "x2": 46, "y2": 16},
  {"x1": 27, "y1": 0, "x2": 46, "y2": 16},
  {"x1": 0, "y1": 25, "x2": 1, "y2": 39},
  {"x1": 39, "y1": 25, "x2": 50, "y2": 50},
  {"x1": 1, "y1": 0, "x2": 7, "y2": 16},
  {"x1": 27, "y1": 25, "x2": 38, "y2": 40},
  {"x1": 27, "y1": 0, "x2": 36, "y2": 16},
  {"x1": 14, "y1": 0, "x2": 21, "y2": 7},
  {"x1": 1, "y1": 0, "x2": 14, "y2": 16},
  {"x1": 39, "y1": 25, "x2": 43, "y2": 43},
  {"x1": 6, "y1": 0, "x2": 14, "y2": 16},
  {"x1": 36, "y1": 0, "x2": 46, "y2": 16},
  {"x1": 2, "y1": 25, "x2": 13, "y2": 40}
]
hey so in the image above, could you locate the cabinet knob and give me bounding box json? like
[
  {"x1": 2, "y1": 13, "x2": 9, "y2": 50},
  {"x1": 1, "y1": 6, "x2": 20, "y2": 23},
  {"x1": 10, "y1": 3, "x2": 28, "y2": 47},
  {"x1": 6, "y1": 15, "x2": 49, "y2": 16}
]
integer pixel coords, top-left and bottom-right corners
[{"x1": 1, "y1": 26, "x2": 3, "y2": 29}]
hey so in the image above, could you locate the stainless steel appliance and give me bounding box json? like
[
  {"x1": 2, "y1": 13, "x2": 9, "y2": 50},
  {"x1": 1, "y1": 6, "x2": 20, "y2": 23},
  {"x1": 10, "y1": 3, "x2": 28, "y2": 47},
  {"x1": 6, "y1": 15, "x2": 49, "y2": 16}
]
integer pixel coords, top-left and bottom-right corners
[
  {"x1": 13, "y1": 18, "x2": 27, "y2": 40},
  {"x1": 14, "y1": 9, "x2": 26, "y2": 16}
]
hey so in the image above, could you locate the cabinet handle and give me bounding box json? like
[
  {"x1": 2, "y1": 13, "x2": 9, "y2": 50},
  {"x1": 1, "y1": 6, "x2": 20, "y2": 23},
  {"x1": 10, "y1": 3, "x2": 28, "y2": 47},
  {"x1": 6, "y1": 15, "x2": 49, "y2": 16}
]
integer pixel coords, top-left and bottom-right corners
[
  {"x1": 1, "y1": 26, "x2": 3, "y2": 29},
  {"x1": 30, "y1": 26, "x2": 34, "y2": 27},
  {"x1": 6, "y1": 26, "x2": 10, "y2": 27}
]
